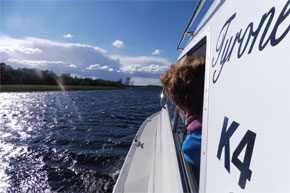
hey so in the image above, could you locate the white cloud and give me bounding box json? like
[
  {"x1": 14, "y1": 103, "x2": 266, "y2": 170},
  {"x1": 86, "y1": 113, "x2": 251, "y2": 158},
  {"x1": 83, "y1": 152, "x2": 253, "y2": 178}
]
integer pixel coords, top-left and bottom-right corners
[
  {"x1": 152, "y1": 49, "x2": 162, "y2": 55},
  {"x1": 137, "y1": 64, "x2": 167, "y2": 74},
  {"x1": 0, "y1": 36, "x2": 118, "y2": 79},
  {"x1": 112, "y1": 40, "x2": 125, "y2": 48},
  {"x1": 120, "y1": 63, "x2": 167, "y2": 74},
  {"x1": 87, "y1": 64, "x2": 101, "y2": 70},
  {"x1": 0, "y1": 46, "x2": 42, "y2": 54},
  {"x1": 0, "y1": 36, "x2": 107, "y2": 54},
  {"x1": 0, "y1": 36, "x2": 172, "y2": 84},
  {"x1": 100, "y1": 65, "x2": 109, "y2": 70},
  {"x1": 69, "y1": 64, "x2": 77, "y2": 68},
  {"x1": 87, "y1": 64, "x2": 113, "y2": 71},
  {"x1": 7, "y1": 59, "x2": 65, "y2": 67},
  {"x1": 131, "y1": 77, "x2": 161, "y2": 86},
  {"x1": 110, "y1": 55, "x2": 170, "y2": 66},
  {"x1": 63, "y1": 34, "x2": 73, "y2": 38},
  {"x1": 120, "y1": 64, "x2": 141, "y2": 74},
  {"x1": 109, "y1": 55, "x2": 170, "y2": 74}
]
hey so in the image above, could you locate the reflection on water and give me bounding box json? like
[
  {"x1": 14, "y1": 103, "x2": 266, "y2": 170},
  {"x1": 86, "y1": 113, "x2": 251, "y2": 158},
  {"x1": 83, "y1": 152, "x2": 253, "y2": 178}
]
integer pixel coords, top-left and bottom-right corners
[{"x1": 0, "y1": 88, "x2": 161, "y2": 192}]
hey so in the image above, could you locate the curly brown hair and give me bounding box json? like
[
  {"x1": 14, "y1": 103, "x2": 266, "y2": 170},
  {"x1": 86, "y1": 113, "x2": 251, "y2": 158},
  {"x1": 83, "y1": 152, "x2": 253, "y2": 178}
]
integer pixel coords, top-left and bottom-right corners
[{"x1": 160, "y1": 57, "x2": 205, "y2": 117}]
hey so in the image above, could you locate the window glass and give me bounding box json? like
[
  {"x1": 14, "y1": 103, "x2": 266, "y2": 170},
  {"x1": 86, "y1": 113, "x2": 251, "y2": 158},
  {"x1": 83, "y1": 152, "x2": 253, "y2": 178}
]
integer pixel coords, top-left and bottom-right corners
[
  {"x1": 171, "y1": 36, "x2": 207, "y2": 192},
  {"x1": 175, "y1": 111, "x2": 187, "y2": 147},
  {"x1": 172, "y1": 109, "x2": 199, "y2": 192},
  {"x1": 167, "y1": 98, "x2": 176, "y2": 126}
]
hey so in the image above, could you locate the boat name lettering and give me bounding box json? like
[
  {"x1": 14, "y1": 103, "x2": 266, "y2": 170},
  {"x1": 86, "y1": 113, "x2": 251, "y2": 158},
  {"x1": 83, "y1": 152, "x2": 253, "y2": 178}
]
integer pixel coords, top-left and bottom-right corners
[
  {"x1": 212, "y1": 0, "x2": 290, "y2": 83},
  {"x1": 217, "y1": 116, "x2": 257, "y2": 189}
]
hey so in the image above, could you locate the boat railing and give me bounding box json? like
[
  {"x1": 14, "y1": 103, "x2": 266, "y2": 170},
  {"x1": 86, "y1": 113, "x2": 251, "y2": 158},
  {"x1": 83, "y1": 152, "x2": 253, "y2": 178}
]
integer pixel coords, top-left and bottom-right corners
[
  {"x1": 170, "y1": 106, "x2": 199, "y2": 192},
  {"x1": 177, "y1": 0, "x2": 205, "y2": 51},
  {"x1": 161, "y1": 88, "x2": 200, "y2": 192}
]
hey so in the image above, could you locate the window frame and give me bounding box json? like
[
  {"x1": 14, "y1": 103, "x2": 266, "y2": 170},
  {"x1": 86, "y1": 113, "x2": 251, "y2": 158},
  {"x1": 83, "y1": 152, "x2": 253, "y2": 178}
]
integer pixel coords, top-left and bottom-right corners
[{"x1": 169, "y1": 35, "x2": 208, "y2": 193}]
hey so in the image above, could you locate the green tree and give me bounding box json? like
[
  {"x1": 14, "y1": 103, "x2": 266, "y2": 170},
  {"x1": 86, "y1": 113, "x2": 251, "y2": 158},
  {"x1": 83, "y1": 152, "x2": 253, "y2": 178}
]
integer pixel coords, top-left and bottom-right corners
[{"x1": 0, "y1": 63, "x2": 125, "y2": 87}]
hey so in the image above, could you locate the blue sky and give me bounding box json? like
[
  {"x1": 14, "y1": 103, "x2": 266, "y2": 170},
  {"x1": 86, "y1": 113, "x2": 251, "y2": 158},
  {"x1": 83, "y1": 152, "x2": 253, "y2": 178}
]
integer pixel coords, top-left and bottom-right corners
[{"x1": 1, "y1": 0, "x2": 201, "y2": 85}]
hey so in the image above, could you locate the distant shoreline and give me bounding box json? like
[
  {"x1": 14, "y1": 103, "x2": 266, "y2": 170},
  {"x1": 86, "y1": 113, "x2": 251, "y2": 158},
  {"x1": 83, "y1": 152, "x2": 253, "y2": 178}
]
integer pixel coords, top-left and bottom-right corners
[{"x1": 0, "y1": 85, "x2": 123, "y2": 92}]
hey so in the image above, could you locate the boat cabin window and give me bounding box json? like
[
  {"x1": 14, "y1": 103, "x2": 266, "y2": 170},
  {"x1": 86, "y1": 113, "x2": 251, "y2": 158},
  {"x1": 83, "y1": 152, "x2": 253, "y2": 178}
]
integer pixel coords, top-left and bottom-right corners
[
  {"x1": 167, "y1": 99, "x2": 177, "y2": 127},
  {"x1": 170, "y1": 36, "x2": 206, "y2": 193}
]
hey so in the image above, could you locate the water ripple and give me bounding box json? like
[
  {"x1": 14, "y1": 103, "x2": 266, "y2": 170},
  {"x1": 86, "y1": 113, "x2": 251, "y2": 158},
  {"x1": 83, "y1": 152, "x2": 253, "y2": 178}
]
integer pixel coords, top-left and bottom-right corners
[{"x1": 0, "y1": 87, "x2": 161, "y2": 192}]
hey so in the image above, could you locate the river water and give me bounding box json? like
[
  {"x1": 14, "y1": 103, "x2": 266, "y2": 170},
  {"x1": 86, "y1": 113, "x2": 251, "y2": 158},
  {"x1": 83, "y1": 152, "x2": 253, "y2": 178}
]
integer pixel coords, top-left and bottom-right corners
[{"x1": 0, "y1": 87, "x2": 162, "y2": 192}]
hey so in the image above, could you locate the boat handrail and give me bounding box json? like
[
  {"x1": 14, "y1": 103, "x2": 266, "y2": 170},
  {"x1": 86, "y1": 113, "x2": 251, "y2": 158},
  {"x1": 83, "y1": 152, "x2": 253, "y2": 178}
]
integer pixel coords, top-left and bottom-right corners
[
  {"x1": 177, "y1": 0, "x2": 205, "y2": 51},
  {"x1": 160, "y1": 88, "x2": 168, "y2": 109},
  {"x1": 170, "y1": 107, "x2": 199, "y2": 192}
]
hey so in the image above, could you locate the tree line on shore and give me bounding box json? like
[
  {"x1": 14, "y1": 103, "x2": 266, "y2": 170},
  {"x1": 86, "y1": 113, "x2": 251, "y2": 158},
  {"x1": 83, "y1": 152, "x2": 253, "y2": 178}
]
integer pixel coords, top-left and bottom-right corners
[{"x1": 0, "y1": 63, "x2": 127, "y2": 87}]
